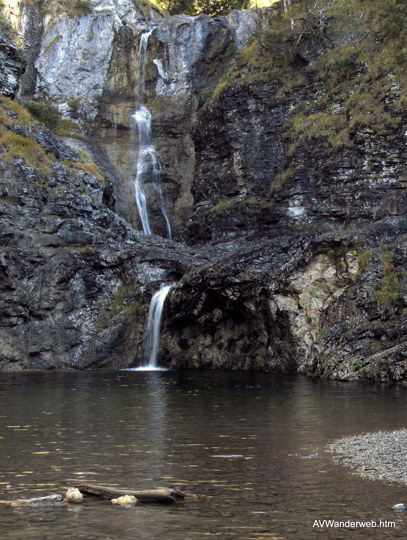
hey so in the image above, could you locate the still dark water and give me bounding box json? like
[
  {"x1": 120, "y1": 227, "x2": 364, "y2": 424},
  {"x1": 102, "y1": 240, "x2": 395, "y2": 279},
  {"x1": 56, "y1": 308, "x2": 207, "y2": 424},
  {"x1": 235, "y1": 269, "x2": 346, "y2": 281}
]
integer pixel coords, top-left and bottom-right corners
[{"x1": 0, "y1": 370, "x2": 406, "y2": 539}]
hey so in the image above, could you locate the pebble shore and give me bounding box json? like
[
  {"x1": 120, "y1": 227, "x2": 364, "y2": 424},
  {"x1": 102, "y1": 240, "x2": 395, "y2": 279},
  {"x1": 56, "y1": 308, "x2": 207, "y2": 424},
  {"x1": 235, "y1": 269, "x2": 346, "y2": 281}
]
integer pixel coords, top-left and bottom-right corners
[{"x1": 326, "y1": 429, "x2": 407, "y2": 485}]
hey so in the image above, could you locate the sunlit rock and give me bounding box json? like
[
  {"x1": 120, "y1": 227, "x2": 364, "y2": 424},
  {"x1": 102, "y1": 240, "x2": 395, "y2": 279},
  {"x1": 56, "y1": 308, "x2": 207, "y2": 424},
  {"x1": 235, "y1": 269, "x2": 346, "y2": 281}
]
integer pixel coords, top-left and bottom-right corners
[
  {"x1": 65, "y1": 488, "x2": 83, "y2": 504},
  {"x1": 111, "y1": 495, "x2": 138, "y2": 506}
]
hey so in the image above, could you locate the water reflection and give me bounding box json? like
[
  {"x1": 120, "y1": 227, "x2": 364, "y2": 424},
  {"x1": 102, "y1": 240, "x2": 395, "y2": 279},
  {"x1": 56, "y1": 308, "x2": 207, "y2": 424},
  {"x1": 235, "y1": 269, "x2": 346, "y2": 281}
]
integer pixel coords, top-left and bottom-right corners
[
  {"x1": 0, "y1": 371, "x2": 406, "y2": 538},
  {"x1": 123, "y1": 367, "x2": 170, "y2": 372}
]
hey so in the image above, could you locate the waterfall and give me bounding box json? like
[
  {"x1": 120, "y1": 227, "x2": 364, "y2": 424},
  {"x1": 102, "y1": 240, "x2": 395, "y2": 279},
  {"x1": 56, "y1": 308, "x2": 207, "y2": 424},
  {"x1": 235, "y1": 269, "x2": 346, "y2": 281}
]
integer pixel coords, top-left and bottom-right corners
[
  {"x1": 112, "y1": 105, "x2": 117, "y2": 135},
  {"x1": 140, "y1": 284, "x2": 173, "y2": 370},
  {"x1": 138, "y1": 30, "x2": 152, "y2": 102},
  {"x1": 132, "y1": 30, "x2": 172, "y2": 240}
]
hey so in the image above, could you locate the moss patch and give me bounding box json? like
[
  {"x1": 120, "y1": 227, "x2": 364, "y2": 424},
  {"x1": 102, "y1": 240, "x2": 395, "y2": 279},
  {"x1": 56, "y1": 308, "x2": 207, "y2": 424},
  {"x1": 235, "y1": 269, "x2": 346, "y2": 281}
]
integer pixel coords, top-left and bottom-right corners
[
  {"x1": 97, "y1": 280, "x2": 144, "y2": 332},
  {"x1": 270, "y1": 167, "x2": 294, "y2": 194},
  {"x1": 1, "y1": 96, "x2": 35, "y2": 128},
  {"x1": 0, "y1": 97, "x2": 53, "y2": 176},
  {"x1": 209, "y1": 198, "x2": 274, "y2": 214},
  {"x1": 374, "y1": 252, "x2": 404, "y2": 306},
  {"x1": 0, "y1": 129, "x2": 53, "y2": 176},
  {"x1": 63, "y1": 159, "x2": 105, "y2": 181},
  {"x1": 26, "y1": 101, "x2": 60, "y2": 129}
]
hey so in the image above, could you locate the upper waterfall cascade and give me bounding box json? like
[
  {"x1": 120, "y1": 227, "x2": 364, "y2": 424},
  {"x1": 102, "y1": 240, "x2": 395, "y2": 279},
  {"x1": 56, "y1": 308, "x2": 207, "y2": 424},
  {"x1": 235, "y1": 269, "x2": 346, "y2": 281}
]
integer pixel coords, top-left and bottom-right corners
[{"x1": 132, "y1": 29, "x2": 172, "y2": 240}]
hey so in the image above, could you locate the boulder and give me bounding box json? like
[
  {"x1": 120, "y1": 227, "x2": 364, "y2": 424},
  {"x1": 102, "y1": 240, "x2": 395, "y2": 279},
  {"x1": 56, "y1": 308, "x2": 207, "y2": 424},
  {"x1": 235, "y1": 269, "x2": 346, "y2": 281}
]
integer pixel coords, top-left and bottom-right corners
[{"x1": 65, "y1": 488, "x2": 84, "y2": 504}]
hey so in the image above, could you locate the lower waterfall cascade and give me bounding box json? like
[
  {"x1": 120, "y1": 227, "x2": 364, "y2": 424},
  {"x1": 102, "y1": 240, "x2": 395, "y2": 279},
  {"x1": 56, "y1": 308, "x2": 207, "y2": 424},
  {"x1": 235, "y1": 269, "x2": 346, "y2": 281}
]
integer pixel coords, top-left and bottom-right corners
[{"x1": 138, "y1": 283, "x2": 174, "y2": 371}]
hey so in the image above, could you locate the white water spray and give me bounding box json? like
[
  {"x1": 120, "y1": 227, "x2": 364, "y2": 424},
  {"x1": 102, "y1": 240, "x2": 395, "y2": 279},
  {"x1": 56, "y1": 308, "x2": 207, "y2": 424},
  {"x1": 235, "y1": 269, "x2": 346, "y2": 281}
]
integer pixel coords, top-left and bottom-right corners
[
  {"x1": 141, "y1": 284, "x2": 173, "y2": 370},
  {"x1": 132, "y1": 30, "x2": 172, "y2": 239}
]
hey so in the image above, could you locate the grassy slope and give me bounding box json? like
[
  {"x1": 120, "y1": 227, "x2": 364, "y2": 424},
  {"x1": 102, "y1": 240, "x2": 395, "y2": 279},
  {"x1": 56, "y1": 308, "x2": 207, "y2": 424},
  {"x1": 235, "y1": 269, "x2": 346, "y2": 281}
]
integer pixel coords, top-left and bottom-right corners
[
  {"x1": 0, "y1": 96, "x2": 105, "y2": 180},
  {"x1": 212, "y1": 0, "x2": 407, "y2": 156}
]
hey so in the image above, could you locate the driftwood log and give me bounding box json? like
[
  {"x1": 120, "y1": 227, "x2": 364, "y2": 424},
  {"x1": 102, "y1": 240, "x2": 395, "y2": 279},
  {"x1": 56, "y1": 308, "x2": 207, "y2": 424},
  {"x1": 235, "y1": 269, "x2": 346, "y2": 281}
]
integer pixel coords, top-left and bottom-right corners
[
  {"x1": 0, "y1": 486, "x2": 185, "y2": 508},
  {"x1": 0, "y1": 494, "x2": 64, "y2": 507},
  {"x1": 76, "y1": 484, "x2": 185, "y2": 504}
]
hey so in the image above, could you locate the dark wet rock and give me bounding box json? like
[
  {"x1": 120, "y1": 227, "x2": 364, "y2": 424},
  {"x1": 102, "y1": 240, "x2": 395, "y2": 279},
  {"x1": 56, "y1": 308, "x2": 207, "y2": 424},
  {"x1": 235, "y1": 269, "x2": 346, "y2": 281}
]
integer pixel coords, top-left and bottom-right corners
[
  {"x1": 35, "y1": 127, "x2": 80, "y2": 161},
  {"x1": 160, "y1": 219, "x2": 407, "y2": 381},
  {"x1": 0, "y1": 34, "x2": 25, "y2": 97},
  {"x1": 187, "y1": 71, "x2": 407, "y2": 246}
]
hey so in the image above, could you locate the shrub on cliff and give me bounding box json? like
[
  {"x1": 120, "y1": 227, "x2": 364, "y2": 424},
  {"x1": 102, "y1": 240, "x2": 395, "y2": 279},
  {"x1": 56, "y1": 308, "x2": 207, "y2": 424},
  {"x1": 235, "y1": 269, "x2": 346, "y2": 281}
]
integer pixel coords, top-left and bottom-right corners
[
  {"x1": 26, "y1": 101, "x2": 60, "y2": 129},
  {"x1": 197, "y1": 0, "x2": 251, "y2": 16},
  {"x1": 159, "y1": 0, "x2": 250, "y2": 16},
  {"x1": 159, "y1": 0, "x2": 196, "y2": 15}
]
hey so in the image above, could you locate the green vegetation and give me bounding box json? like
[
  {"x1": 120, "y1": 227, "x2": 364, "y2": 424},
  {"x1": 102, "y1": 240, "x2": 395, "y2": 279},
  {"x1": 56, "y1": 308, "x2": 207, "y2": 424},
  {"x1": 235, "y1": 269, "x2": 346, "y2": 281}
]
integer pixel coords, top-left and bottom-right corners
[
  {"x1": 375, "y1": 272, "x2": 403, "y2": 307},
  {"x1": 355, "y1": 249, "x2": 405, "y2": 307},
  {"x1": 26, "y1": 99, "x2": 84, "y2": 138},
  {"x1": 225, "y1": 42, "x2": 238, "y2": 59},
  {"x1": 0, "y1": 0, "x2": 10, "y2": 35},
  {"x1": 64, "y1": 158, "x2": 104, "y2": 181},
  {"x1": 357, "y1": 248, "x2": 372, "y2": 276},
  {"x1": 112, "y1": 282, "x2": 138, "y2": 310},
  {"x1": 291, "y1": 111, "x2": 352, "y2": 151},
  {"x1": 209, "y1": 197, "x2": 274, "y2": 213},
  {"x1": 270, "y1": 168, "x2": 294, "y2": 193},
  {"x1": 209, "y1": 200, "x2": 235, "y2": 213},
  {"x1": 374, "y1": 252, "x2": 404, "y2": 306},
  {"x1": 98, "y1": 281, "x2": 143, "y2": 330},
  {"x1": 54, "y1": 118, "x2": 83, "y2": 138},
  {"x1": 0, "y1": 96, "x2": 34, "y2": 127},
  {"x1": 0, "y1": 96, "x2": 105, "y2": 181},
  {"x1": 67, "y1": 97, "x2": 83, "y2": 109},
  {"x1": 286, "y1": 0, "x2": 407, "y2": 152},
  {"x1": 26, "y1": 100, "x2": 60, "y2": 129},
  {"x1": 0, "y1": 96, "x2": 52, "y2": 176},
  {"x1": 44, "y1": 34, "x2": 63, "y2": 52},
  {"x1": 158, "y1": 0, "x2": 250, "y2": 16},
  {"x1": 158, "y1": 0, "x2": 195, "y2": 15},
  {"x1": 69, "y1": 0, "x2": 93, "y2": 15},
  {"x1": 135, "y1": 0, "x2": 166, "y2": 18},
  {"x1": 0, "y1": 130, "x2": 53, "y2": 176}
]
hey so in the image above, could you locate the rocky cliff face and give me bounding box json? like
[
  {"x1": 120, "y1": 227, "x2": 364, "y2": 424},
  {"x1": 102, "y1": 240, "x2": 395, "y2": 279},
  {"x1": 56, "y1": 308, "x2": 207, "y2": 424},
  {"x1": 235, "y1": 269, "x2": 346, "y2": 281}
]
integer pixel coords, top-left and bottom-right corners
[
  {"x1": 3, "y1": 0, "x2": 265, "y2": 237},
  {"x1": 0, "y1": 87, "x2": 204, "y2": 370},
  {"x1": 188, "y1": 77, "x2": 407, "y2": 244},
  {"x1": 0, "y1": 33, "x2": 24, "y2": 97},
  {"x1": 162, "y1": 219, "x2": 407, "y2": 381},
  {"x1": 2, "y1": 0, "x2": 407, "y2": 381}
]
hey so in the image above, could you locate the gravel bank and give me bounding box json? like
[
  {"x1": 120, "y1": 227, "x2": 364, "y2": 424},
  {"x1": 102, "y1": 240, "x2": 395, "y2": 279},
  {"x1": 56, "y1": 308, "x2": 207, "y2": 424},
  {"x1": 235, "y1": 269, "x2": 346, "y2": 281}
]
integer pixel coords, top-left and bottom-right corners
[{"x1": 327, "y1": 429, "x2": 407, "y2": 485}]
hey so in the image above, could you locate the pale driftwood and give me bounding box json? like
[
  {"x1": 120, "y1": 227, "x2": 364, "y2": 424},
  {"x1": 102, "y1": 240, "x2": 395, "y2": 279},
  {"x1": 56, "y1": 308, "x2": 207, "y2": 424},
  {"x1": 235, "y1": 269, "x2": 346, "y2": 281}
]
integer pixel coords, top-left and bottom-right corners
[
  {"x1": 76, "y1": 484, "x2": 184, "y2": 504},
  {"x1": 0, "y1": 494, "x2": 64, "y2": 507}
]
